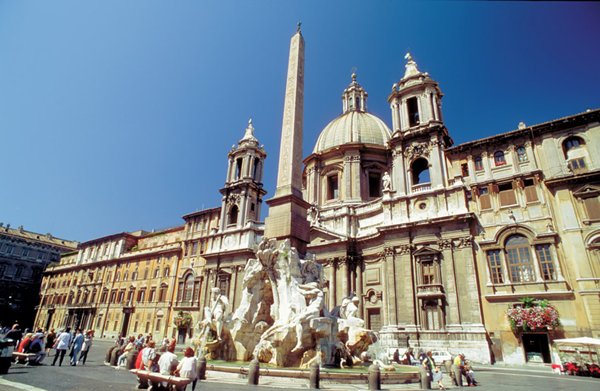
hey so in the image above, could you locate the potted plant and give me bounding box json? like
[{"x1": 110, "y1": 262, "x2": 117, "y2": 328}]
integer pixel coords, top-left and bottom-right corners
[
  {"x1": 173, "y1": 311, "x2": 193, "y2": 329},
  {"x1": 506, "y1": 297, "x2": 560, "y2": 332}
]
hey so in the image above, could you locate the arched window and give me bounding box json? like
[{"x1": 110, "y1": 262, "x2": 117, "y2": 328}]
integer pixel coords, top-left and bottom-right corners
[
  {"x1": 183, "y1": 274, "x2": 194, "y2": 303},
  {"x1": 563, "y1": 136, "x2": 587, "y2": 172},
  {"x1": 253, "y1": 157, "x2": 261, "y2": 181},
  {"x1": 235, "y1": 158, "x2": 243, "y2": 179},
  {"x1": 159, "y1": 283, "x2": 168, "y2": 302},
  {"x1": 228, "y1": 205, "x2": 239, "y2": 226},
  {"x1": 563, "y1": 136, "x2": 584, "y2": 155},
  {"x1": 411, "y1": 158, "x2": 430, "y2": 185},
  {"x1": 407, "y1": 97, "x2": 420, "y2": 127},
  {"x1": 516, "y1": 146, "x2": 527, "y2": 162},
  {"x1": 494, "y1": 151, "x2": 506, "y2": 166},
  {"x1": 474, "y1": 156, "x2": 483, "y2": 171},
  {"x1": 505, "y1": 235, "x2": 534, "y2": 283}
]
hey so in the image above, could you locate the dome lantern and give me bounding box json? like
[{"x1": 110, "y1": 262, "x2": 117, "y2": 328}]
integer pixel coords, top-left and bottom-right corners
[{"x1": 342, "y1": 72, "x2": 368, "y2": 114}]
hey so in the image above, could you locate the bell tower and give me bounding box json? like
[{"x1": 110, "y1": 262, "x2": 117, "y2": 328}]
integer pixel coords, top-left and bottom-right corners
[
  {"x1": 387, "y1": 53, "x2": 453, "y2": 195},
  {"x1": 219, "y1": 119, "x2": 267, "y2": 231}
]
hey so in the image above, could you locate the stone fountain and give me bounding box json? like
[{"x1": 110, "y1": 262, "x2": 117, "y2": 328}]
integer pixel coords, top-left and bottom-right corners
[{"x1": 196, "y1": 238, "x2": 377, "y2": 368}]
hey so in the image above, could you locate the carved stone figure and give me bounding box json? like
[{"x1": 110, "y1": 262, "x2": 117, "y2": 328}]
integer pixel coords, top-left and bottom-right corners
[
  {"x1": 382, "y1": 171, "x2": 392, "y2": 191},
  {"x1": 209, "y1": 238, "x2": 376, "y2": 367},
  {"x1": 203, "y1": 288, "x2": 228, "y2": 340}
]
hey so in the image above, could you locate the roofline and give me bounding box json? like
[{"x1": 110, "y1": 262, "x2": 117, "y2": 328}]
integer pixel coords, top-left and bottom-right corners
[
  {"x1": 182, "y1": 206, "x2": 221, "y2": 220},
  {"x1": 80, "y1": 232, "x2": 139, "y2": 246},
  {"x1": 447, "y1": 108, "x2": 600, "y2": 154}
]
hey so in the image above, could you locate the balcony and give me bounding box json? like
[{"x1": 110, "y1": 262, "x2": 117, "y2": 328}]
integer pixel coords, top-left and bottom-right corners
[
  {"x1": 416, "y1": 283, "x2": 445, "y2": 299},
  {"x1": 67, "y1": 302, "x2": 96, "y2": 310},
  {"x1": 412, "y1": 183, "x2": 431, "y2": 193}
]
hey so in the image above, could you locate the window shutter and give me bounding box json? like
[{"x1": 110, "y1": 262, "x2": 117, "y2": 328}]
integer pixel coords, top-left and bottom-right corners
[{"x1": 584, "y1": 197, "x2": 600, "y2": 220}]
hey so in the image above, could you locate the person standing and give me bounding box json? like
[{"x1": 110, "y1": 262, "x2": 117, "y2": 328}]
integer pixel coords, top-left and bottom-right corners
[
  {"x1": 51, "y1": 327, "x2": 71, "y2": 366},
  {"x1": 422, "y1": 351, "x2": 436, "y2": 380},
  {"x1": 176, "y1": 347, "x2": 198, "y2": 391},
  {"x1": 78, "y1": 330, "x2": 93, "y2": 365},
  {"x1": 69, "y1": 329, "x2": 84, "y2": 366},
  {"x1": 45, "y1": 329, "x2": 56, "y2": 357},
  {"x1": 4, "y1": 324, "x2": 23, "y2": 349}
]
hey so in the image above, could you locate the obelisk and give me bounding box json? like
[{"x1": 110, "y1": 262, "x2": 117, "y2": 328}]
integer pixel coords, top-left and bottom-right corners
[{"x1": 265, "y1": 25, "x2": 310, "y2": 254}]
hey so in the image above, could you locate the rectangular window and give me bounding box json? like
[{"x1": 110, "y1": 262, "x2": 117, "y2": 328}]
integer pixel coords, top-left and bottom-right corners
[
  {"x1": 177, "y1": 283, "x2": 183, "y2": 302},
  {"x1": 421, "y1": 260, "x2": 436, "y2": 285},
  {"x1": 523, "y1": 179, "x2": 538, "y2": 203},
  {"x1": 155, "y1": 319, "x2": 161, "y2": 332},
  {"x1": 498, "y1": 182, "x2": 517, "y2": 206},
  {"x1": 583, "y1": 197, "x2": 600, "y2": 220},
  {"x1": 137, "y1": 289, "x2": 146, "y2": 303},
  {"x1": 191, "y1": 241, "x2": 198, "y2": 255},
  {"x1": 474, "y1": 157, "x2": 484, "y2": 171},
  {"x1": 569, "y1": 158, "x2": 586, "y2": 171},
  {"x1": 461, "y1": 162, "x2": 469, "y2": 177},
  {"x1": 487, "y1": 250, "x2": 504, "y2": 284},
  {"x1": 327, "y1": 175, "x2": 339, "y2": 200},
  {"x1": 407, "y1": 97, "x2": 420, "y2": 127},
  {"x1": 149, "y1": 288, "x2": 156, "y2": 303},
  {"x1": 235, "y1": 158, "x2": 243, "y2": 179},
  {"x1": 507, "y1": 248, "x2": 534, "y2": 283},
  {"x1": 479, "y1": 186, "x2": 491, "y2": 210},
  {"x1": 368, "y1": 172, "x2": 382, "y2": 198},
  {"x1": 193, "y1": 282, "x2": 201, "y2": 302},
  {"x1": 536, "y1": 245, "x2": 556, "y2": 281}
]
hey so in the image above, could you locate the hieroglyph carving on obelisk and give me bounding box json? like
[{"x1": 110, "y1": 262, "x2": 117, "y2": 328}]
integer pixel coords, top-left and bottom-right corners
[{"x1": 274, "y1": 30, "x2": 304, "y2": 198}]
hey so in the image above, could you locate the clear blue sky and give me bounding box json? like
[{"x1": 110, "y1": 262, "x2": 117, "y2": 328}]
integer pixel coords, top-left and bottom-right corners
[{"x1": 1, "y1": 1, "x2": 599, "y2": 242}]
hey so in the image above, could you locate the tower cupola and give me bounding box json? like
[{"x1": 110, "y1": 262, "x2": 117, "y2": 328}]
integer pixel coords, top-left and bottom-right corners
[
  {"x1": 342, "y1": 72, "x2": 368, "y2": 113},
  {"x1": 219, "y1": 119, "x2": 267, "y2": 231},
  {"x1": 388, "y1": 53, "x2": 444, "y2": 134}
]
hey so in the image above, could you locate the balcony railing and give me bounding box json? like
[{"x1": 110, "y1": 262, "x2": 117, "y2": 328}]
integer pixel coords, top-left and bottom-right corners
[
  {"x1": 416, "y1": 283, "x2": 445, "y2": 298},
  {"x1": 412, "y1": 183, "x2": 432, "y2": 193}
]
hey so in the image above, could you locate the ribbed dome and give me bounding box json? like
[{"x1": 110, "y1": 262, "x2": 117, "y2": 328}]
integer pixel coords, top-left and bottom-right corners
[{"x1": 313, "y1": 111, "x2": 392, "y2": 153}]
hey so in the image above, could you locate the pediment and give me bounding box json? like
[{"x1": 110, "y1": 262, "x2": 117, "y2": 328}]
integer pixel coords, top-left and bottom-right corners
[
  {"x1": 412, "y1": 246, "x2": 440, "y2": 256},
  {"x1": 573, "y1": 184, "x2": 600, "y2": 198},
  {"x1": 309, "y1": 226, "x2": 346, "y2": 244}
]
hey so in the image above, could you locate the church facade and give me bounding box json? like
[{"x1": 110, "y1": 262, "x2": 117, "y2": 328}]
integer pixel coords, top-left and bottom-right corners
[{"x1": 35, "y1": 32, "x2": 600, "y2": 365}]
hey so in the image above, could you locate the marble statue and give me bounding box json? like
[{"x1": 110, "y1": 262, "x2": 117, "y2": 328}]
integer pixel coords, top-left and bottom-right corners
[
  {"x1": 382, "y1": 171, "x2": 391, "y2": 191},
  {"x1": 201, "y1": 237, "x2": 377, "y2": 367},
  {"x1": 201, "y1": 287, "x2": 229, "y2": 341}
]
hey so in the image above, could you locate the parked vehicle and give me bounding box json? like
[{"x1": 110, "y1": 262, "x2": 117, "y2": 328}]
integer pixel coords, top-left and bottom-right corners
[{"x1": 431, "y1": 350, "x2": 453, "y2": 363}]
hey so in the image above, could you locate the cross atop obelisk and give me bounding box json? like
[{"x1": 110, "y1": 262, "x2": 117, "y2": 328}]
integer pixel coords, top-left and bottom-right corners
[{"x1": 265, "y1": 26, "x2": 310, "y2": 254}]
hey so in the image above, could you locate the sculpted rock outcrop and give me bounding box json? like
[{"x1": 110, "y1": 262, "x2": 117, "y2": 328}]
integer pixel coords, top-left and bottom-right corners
[{"x1": 198, "y1": 238, "x2": 377, "y2": 367}]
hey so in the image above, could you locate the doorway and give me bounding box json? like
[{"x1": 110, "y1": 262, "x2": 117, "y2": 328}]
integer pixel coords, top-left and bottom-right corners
[
  {"x1": 177, "y1": 327, "x2": 187, "y2": 344},
  {"x1": 120, "y1": 312, "x2": 131, "y2": 337},
  {"x1": 522, "y1": 333, "x2": 551, "y2": 363}
]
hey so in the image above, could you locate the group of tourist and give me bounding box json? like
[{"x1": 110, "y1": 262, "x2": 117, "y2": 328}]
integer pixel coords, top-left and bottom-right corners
[
  {"x1": 421, "y1": 351, "x2": 478, "y2": 389},
  {"x1": 113, "y1": 335, "x2": 199, "y2": 391},
  {"x1": 0, "y1": 323, "x2": 94, "y2": 366},
  {"x1": 391, "y1": 347, "x2": 478, "y2": 389}
]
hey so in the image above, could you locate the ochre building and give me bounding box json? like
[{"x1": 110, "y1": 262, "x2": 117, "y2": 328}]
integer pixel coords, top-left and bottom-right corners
[{"x1": 35, "y1": 41, "x2": 600, "y2": 365}]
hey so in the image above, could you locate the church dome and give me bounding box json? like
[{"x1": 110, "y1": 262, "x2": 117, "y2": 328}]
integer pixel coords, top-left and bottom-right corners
[
  {"x1": 313, "y1": 110, "x2": 391, "y2": 153},
  {"x1": 313, "y1": 73, "x2": 391, "y2": 153}
]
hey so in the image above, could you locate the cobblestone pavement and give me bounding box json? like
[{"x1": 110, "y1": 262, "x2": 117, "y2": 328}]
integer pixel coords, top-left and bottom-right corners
[{"x1": 1, "y1": 339, "x2": 599, "y2": 391}]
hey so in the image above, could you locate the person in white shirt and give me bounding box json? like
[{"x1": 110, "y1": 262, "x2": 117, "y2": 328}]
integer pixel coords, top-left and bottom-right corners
[
  {"x1": 177, "y1": 347, "x2": 198, "y2": 390},
  {"x1": 51, "y1": 327, "x2": 72, "y2": 366},
  {"x1": 140, "y1": 341, "x2": 156, "y2": 370},
  {"x1": 158, "y1": 342, "x2": 179, "y2": 388}
]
